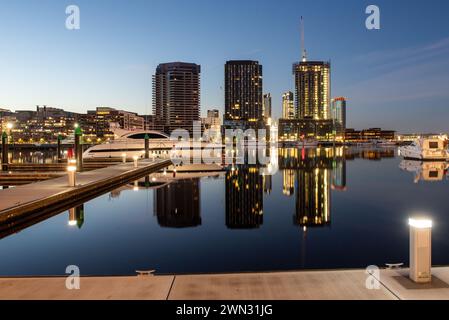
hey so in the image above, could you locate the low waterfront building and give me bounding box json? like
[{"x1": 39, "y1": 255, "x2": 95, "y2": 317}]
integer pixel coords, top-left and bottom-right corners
[
  {"x1": 278, "y1": 118, "x2": 334, "y2": 141},
  {"x1": 1, "y1": 106, "x2": 147, "y2": 143},
  {"x1": 345, "y1": 128, "x2": 396, "y2": 142}
]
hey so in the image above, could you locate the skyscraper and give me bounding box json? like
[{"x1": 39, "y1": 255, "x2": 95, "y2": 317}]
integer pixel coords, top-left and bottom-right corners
[
  {"x1": 282, "y1": 91, "x2": 295, "y2": 119},
  {"x1": 331, "y1": 97, "x2": 347, "y2": 136},
  {"x1": 224, "y1": 60, "x2": 263, "y2": 125},
  {"x1": 206, "y1": 109, "x2": 220, "y2": 127},
  {"x1": 293, "y1": 61, "x2": 330, "y2": 120},
  {"x1": 152, "y1": 62, "x2": 201, "y2": 134},
  {"x1": 262, "y1": 93, "x2": 272, "y2": 119}
]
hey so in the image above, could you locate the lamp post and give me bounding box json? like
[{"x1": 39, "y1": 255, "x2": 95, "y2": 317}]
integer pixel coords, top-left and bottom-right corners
[
  {"x1": 133, "y1": 155, "x2": 139, "y2": 168},
  {"x1": 409, "y1": 218, "x2": 432, "y2": 283},
  {"x1": 122, "y1": 153, "x2": 127, "y2": 163},
  {"x1": 57, "y1": 134, "x2": 63, "y2": 162},
  {"x1": 67, "y1": 159, "x2": 77, "y2": 187}
]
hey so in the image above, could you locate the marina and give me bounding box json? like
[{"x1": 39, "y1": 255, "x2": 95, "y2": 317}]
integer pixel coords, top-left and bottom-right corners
[{"x1": 1, "y1": 146, "x2": 449, "y2": 278}]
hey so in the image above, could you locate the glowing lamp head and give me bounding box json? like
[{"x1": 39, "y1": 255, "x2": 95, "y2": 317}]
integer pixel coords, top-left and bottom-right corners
[
  {"x1": 68, "y1": 220, "x2": 77, "y2": 226},
  {"x1": 67, "y1": 165, "x2": 77, "y2": 172},
  {"x1": 133, "y1": 155, "x2": 139, "y2": 161},
  {"x1": 6, "y1": 122, "x2": 13, "y2": 130},
  {"x1": 409, "y1": 218, "x2": 433, "y2": 229}
]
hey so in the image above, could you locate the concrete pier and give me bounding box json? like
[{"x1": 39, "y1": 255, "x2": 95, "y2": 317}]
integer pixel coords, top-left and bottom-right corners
[
  {"x1": 0, "y1": 158, "x2": 171, "y2": 225},
  {"x1": 1, "y1": 267, "x2": 449, "y2": 300}
]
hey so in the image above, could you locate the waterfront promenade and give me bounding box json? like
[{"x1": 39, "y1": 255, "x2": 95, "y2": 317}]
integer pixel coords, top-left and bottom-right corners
[
  {"x1": 0, "y1": 158, "x2": 171, "y2": 223},
  {"x1": 1, "y1": 267, "x2": 449, "y2": 300}
]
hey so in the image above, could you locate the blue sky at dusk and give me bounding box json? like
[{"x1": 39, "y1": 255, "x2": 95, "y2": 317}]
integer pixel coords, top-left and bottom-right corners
[{"x1": 1, "y1": 0, "x2": 449, "y2": 133}]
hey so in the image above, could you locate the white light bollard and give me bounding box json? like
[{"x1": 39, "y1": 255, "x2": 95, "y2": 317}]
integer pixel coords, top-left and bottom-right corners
[
  {"x1": 122, "y1": 153, "x2": 127, "y2": 164},
  {"x1": 409, "y1": 218, "x2": 432, "y2": 283},
  {"x1": 67, "y1": 159, "x2": 77, "y2": 187},
  {"x1": 133, "y1": 155, "x2": 139, "y2": 168}
]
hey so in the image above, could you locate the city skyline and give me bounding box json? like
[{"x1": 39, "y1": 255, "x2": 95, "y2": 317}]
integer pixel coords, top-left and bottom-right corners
[{"x1": 1, "y1": 0, "x2": 449, "y2": 133}]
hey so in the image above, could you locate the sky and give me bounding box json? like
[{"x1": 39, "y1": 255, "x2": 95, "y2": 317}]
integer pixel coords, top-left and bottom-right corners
[{"x1": 0, "y1": 0, "x2": 449, "y2": 133}]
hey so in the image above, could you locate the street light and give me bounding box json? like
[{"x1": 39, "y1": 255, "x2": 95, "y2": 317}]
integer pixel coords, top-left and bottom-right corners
[
  {"x1": 67, "y1": 159, "x2": 77, "y2": 187},
  {"x1": 409, "y1": 218, "x2": 432, "y2": 283}
]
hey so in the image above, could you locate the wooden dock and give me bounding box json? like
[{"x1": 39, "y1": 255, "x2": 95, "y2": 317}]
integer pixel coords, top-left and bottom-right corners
[
  {"x1": 0, "y1": 158, "x2": 171, "y2": 226},
  {"x1": 1, "y1": 267, "x2": 449, "y2": 300}
]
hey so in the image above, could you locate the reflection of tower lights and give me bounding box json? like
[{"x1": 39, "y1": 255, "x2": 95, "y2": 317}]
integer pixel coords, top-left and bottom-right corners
[
  {"x1": 283, "y1": 170, "x2": 295, "y2": 196},
  {"x1": 68, "y1": 205, "x2": 84, "y2": 228},
  {"x1": 295, "y1": 167, "x2": 331, "y2": 227}
]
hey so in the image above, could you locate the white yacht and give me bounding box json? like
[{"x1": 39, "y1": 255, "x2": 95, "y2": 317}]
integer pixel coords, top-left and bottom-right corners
[
  {"x1": 83, "y1": 129, "x2": 225, "y2": 161},
  {"x1": 399, "y1": 138, "x2": 449, "y2": 161},
  {"x1": 399, "y1": 160, "x2": 448, "y2": 182},
  {"x1": 83, "y1": 130, "x2": 173, "y2": 159}
]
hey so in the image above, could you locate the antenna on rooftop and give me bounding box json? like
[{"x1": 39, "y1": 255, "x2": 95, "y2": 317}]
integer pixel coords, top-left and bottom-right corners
[{"x1": 300, "y1": 16, "x2": 307, "y2": 62}]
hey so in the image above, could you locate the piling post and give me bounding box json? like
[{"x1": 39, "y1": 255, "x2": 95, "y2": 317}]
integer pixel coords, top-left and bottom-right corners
[
  {"x1": 144, "y1": 133, "x2": 150, "y2": 159},
  {"x1": 74, "y1": 127, "x2": 83, "y2": 172},
  {"x1": 2, "y1": 131, "x2": 8, "y2": 171},
  {"x1": 57, "y1": 134, "x2": 63, "y2": 162}
]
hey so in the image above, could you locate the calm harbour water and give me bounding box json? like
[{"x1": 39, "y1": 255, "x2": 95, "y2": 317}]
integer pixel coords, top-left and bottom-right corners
[{"x1": 1, "y1": 147, "x2": 449, "y2": 276}]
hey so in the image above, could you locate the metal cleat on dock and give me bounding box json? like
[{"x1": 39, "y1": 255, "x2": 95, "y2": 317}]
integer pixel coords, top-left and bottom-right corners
[{"x1": 136, "y1": 270, "x2": 156, "y2": 276}]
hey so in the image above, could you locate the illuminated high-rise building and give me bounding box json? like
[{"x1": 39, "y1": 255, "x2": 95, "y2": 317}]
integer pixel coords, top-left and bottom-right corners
[
  {"x1": 262, "y1": 93, "x2": 272, "y2": 119},
  {"x1": 293, "y1": 61, "x2": 330, "y2": 120},
  {"x1": 282, "y1": 91, "x2": 295, "y2": 119},
  {"x1": 153, "y1": 62, "x2": 201, "y2": 134},
  {"x1": 331, "y1": 97, "x2": 347, "y2": 136},
  {"x1": 224, "y1": 60, "x2": 263, "y2": 123}
]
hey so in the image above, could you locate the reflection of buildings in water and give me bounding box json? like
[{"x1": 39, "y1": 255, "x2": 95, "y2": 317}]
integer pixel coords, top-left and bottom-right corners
[
  {"x1": 154, "y1": 179, "x2": 201, "y2": 228},
  {"x1": 277, "y1": 147, "x2": 346, "y2": 228},
  {"x1": 68, "y1": 204, "x2": 84, "y2": 229},
  {"x1": 109, "y1": 189, "x2": 122, "y2": 198},
  {"x1": 331, "y1": 158, "x2": 347, "y2": 191},
  {"x1": 295, "y1": 168, "x2": 331, "y2": 228},
  {"x1": 399, "y1": 160, "x2": 448, "y2": 183},
  {"x1": 345, "y1": 148, "x2": 395, "y2": 161},
  {"x1": 226, "y1": 166, "x2": 263, "y2": 229},
  {"x1": 263, "y1": 174, "x2": 272, "y2": 195},
  {"x1": 283, "y1": 169, "x2": 295, "y2": 196}
]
